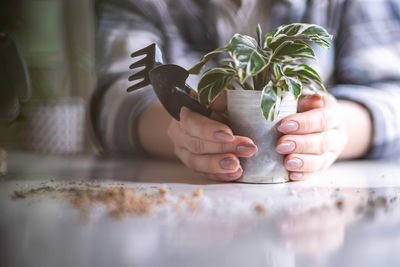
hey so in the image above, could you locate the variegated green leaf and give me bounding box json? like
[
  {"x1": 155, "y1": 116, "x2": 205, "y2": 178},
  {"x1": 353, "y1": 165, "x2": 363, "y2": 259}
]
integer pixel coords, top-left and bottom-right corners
[
  {"x1": 284, "y1": 64, "x2": 322, "y2": 83},
  {"x1": 261, "y1": 81, "x2": 278, "y2": 121},
  {"x1": 266, "y1": 23, "x2": 333, "y2": 50},
  {"x1": 283, "y1": 76, "x2": 302, "y2": 99},
  {"x1": 285, "y1": 64, "x2": 326, "y2": 92},
  {"x1": 189, "y1": 47, "x2": 227, "y2": 74},
  {"x1": 298, "y1": 75, "x2": 327, "y2": 92},
  {"x1": 272, "y1": 40, "x2": 315, "y2": 63},
  {"x1": 227, "y1": 33, "x2": 272, "y2": 84},
  {"x1": 197, "y1": 66, "x2": 236, "y2": 105},
  {"x1": 264, "y1": 32, "x2": 273, "y2": 49},
  {"x1": 272, "y1": 63, "x2": 283, "y2": 80},
  {"x1": 309, "y1": 36, "x2": 331, "y2": 49}
]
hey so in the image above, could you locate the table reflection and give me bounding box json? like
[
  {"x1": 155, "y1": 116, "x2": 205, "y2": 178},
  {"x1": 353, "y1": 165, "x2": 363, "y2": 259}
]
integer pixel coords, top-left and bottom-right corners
[{"x1": 1, "y1": 152, "x2": 400, "y2": 267}]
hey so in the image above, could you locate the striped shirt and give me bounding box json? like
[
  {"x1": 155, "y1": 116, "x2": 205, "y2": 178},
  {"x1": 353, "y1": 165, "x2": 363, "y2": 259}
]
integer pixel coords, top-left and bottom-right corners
[{"x1": 91, "y1": 0, "x2": 400, "y2": 158}]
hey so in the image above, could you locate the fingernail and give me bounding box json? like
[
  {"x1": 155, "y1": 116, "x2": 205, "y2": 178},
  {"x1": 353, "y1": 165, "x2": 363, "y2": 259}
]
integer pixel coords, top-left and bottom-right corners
[
  {"x1": 227, "y1": 167, "x2": 243, "y2": 178},
  {"x1": 290, "y1": 172, "x2": 303, "y2": 180},
  {"x1": 276, "y1": 141, "x2": 295, "y2": 154},
  {"x1": 220, "y1": 157, "x2": 237, "y2": 170},
  {"x1": 214, "y1": 131, "x2": 234, "y2": 142},
  {"x1": 303, "y1": 94, "x2": 322, "y2": 101},
  {"x1": 278, "y1": 121, "x2": 299, "y2": 133},
  {"x1": 286, "y1": 158, "x2": 303, "y2": 170},
  {"x1": 311, "y1": 94, "x2": 323, "y2": 101},
  {"x1": 237, "y1": 143, "x2": 257, "y2": 155}
]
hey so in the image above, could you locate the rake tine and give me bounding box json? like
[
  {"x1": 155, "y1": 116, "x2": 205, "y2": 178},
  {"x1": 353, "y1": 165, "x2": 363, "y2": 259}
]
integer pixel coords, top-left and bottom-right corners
[
  {"x1": 130, "y1": 43, "x2": 155, "y2": 58},
  {"x1": 127, "y1": 79, "x2": 150, "y2": 92},
  {"x1": 128, "y1": 69, "x2": 147, "y2": 81},
  {"x1": 129, "y1": 58, "x2": 147, "y2": 69},
  {"x1": 128, "y1": 75, "x2": 144, "y2": 82}
]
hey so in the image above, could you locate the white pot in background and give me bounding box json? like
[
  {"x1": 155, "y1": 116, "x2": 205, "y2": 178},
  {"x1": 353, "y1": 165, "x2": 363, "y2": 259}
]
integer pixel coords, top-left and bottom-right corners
[
  {"x1": 227, "y1": 90, "x2": 297, "y2": 183},
  {"x1": 25, "y1": 97, "x2": 85, "y2": 155}
]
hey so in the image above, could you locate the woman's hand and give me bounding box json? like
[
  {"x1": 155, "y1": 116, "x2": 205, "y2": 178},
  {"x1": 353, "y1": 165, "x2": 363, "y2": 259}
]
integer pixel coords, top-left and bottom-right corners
[
  {"x1": 167, "y1": 95, "x2": 258, "y2": 181},
  {"x1": 276, "y1": 93, "x2": 348, "y2": 181}
]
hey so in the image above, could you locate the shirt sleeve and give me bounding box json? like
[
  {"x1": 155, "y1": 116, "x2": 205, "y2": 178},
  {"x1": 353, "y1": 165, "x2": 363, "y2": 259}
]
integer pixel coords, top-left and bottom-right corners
[
  {"x1": 330, "y1": 0, "x2": 400, "y2": 159},
  {"x1": 90, "y1": 0, "x2": 162, "y2": 155},
  {"x1": 90, "y1": 0, "x2": 206, "y2": 156}
]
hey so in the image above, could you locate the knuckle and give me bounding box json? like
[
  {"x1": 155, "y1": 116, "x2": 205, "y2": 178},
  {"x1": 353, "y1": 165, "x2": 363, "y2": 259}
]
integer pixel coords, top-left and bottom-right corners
[
  {"x1": 218, "y1": 142, "x2": 227, "y2": 153},
  {"x1": 294, "y1": 137, "x2": 305, "y2": 153},
  {"x1": 319, "y1": 135, "x2": 330, "y2": 154},
  {"x1": 319, "y1": 109, "x2": 329, "y2": 131},
  {"x1": 188, "y1": 137, "x2": 205, "y2": 154},
  {"x1": 303, "y1": 117, "x2": 314, "y2": 132}
]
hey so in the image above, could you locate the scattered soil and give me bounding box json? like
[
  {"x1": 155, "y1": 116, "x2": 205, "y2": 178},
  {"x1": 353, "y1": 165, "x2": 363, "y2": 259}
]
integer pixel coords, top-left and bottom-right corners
[
  {"x1": 10, "y1": 182, "x2": 204, "y2": 223},
  {"x1": 179, "y1": 194, "x2": 200, "y2": 212},
  {"x1": 10, "y1": 183, "x2": 400, "y2": 224}
]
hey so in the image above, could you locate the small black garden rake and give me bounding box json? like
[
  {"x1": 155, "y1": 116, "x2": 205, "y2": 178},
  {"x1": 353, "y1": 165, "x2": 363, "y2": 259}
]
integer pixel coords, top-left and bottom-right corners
[{"x1": 127, "y1": 43, "x2": 212, "y2": 121}]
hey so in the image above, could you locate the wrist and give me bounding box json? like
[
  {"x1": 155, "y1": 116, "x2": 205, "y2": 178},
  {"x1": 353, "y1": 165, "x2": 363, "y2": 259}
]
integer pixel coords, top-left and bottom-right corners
[{"x1": 338, "y1": 100, "x2": 373, "y2": 159}]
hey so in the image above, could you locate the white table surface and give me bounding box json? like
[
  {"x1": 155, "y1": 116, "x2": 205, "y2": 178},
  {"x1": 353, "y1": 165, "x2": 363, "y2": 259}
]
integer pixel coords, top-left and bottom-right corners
[{"x1": 1, "y1": 151, "x2": 400, "y2": 267}]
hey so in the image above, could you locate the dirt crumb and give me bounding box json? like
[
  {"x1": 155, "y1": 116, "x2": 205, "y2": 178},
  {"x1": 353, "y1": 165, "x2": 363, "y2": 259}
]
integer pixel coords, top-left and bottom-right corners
[
  {"x1": 254, "y1": 204, "x2": 266, "y2": 214},
  {"x1": 158, "y1": 187, "x2": 169, "y2": 195},
  {"x1": 193, "y1": 189, "x2": 203, "y2": 198},
  {"x1": 335, "y1": 200, "x2": 344, "y2": 211}
]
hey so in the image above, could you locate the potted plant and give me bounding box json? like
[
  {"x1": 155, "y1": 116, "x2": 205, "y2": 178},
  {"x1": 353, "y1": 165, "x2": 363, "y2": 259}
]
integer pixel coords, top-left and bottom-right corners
[{"x1": 189, "y1": 23, "x2": 332, "y2": 183}]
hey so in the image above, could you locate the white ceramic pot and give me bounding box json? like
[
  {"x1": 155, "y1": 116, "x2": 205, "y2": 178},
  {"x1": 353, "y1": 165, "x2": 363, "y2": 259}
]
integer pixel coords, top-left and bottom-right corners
[
  {"x1": 25, "y1": 97, "x2": 85, "y2": 155},
  {"x1": 227, "y1": 90, "x2": 297, "y2": 183}
]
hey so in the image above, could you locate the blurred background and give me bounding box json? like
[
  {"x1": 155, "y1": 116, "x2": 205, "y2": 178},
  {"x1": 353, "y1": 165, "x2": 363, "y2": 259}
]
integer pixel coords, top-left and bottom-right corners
[{"x1": 0, "y1": 0, "x2": 96, "y2": 155}]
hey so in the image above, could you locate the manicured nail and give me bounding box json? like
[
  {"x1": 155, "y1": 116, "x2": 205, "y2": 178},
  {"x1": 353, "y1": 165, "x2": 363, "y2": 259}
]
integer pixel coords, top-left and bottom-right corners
[
  {"x1": 290, "y1": 172, "x2": 303, "y2": 180},
  {"x1": 286, "y1": 158, "x2": 303, "y2": 170},
  {"x1": 303, "y1": 94, "x2": 322, "y2": 101},
  {"x1": 278, "y1": 121, "x2": 299, "y2": 133},
  {"x1": 276, "y1": 141, "x2": 295, "y2": 154},
  {"x1": 236, "y1": 143, "x2": 257, "y2": 155},
  {"x1": 214, "y1": 131, "x2": 234, "y2": 142},
  {"x1": 227, "y1": 167, "x2": 243, "y2": 178},
  {"x1": 311, "y1": 94, "x2": 323, "y2": 101},
  {"x1": 220, "y1": 157, "x2": 237, "y2": 170}
]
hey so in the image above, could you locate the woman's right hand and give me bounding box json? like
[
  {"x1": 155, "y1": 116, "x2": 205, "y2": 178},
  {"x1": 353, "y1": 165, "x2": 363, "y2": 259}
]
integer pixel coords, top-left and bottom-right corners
[{"x1": 167, "y1": 104, "x2": 258, "y2": 181}]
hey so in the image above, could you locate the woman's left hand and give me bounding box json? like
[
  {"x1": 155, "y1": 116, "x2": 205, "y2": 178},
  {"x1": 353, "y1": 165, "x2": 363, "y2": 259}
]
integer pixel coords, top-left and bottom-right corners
[{"x1": 276, "y1": 93, "x2": 348, "y2": 181}]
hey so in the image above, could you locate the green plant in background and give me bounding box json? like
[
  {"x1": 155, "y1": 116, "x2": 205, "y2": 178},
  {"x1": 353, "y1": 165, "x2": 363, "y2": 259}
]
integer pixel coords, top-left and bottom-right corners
[{"x1": 189, "y1": 23, "x2": 332, "y2": 121}]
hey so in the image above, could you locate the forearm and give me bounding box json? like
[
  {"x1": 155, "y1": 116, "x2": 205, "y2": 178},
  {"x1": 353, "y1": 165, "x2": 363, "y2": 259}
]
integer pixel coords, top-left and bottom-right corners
[
  {"x1": 338, "y1": 100, "x2": 372, "y2": 159},
  {"x1": 138, "y1": 101, "x2": 176, "y2": 159}
]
